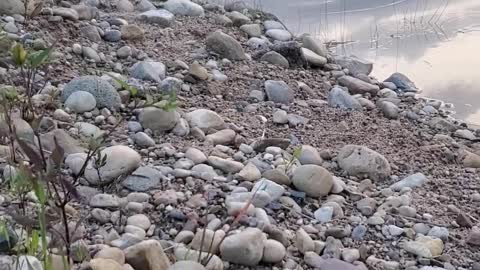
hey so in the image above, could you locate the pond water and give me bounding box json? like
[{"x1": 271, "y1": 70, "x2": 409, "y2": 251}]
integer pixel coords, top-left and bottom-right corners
[{"x1": 236, "y1": 0, "x2": 480, "y2": 126}]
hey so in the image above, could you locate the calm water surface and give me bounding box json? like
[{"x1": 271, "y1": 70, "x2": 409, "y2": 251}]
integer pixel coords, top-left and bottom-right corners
[{"x1": 240, "y1": 0, "x2": 480, "y2": 125}]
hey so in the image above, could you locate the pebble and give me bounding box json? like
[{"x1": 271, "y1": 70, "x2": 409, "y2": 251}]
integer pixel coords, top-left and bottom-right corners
[
  {"x1": 295, "y1": 228, "x2": 314, "y2": 254},
  {"x1": 126, "y1": 214, "x2": 151, "y2": 230}
]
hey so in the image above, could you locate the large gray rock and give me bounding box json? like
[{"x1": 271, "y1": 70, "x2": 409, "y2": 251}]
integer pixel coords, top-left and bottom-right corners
[
  {"x1": 71, "y1": 145, "x2": 141, "y2": 185},
  {"x1": 334, "y1": 55, "x2": 373, "y2": 76},
  {"x1": 139, "y1": 9, "x2": 175, "y2": 27},
  {"x1": 139, "y1": 107, "x2": 179, "y2": 133},
  {"x1": 338, "y1": 76, "x2": 379, "y2": 95},
  {"x1": 337, "y1": 145, "x2": 391, "y2": 181},
  {"x1": 302, "y1": 34, "x2": 328, "y2": 58},
  {"x1": 124, "y1": 240, "x2": 171, "y2": 270},
  {"x1": 384, "y1": 72, "x2": 417, "y2": 92},
  {"x1": 240, "y1": 24, "x2": 261, "y2": 37},
  {"x1": 226, "y1": 11, "x2": 251, "y2": 26},
  {"x1": 378, "y1": 101, "x2": 399, "y2": 119},
  {"x1": 260, "y1": 51, "x2": 289, "y2": 68},
  {"x1": 162, "y1": 0, "x2": 204, "y2": 16},
  {"x1": 0, "y1": 0, "x2": 24, "y2": 15},
  {"x1": 264, "y1": 80, "x2": 294, "y2": 105},
  {"x1": 328, "y1": 87, "x2": 362, "y2": 110},
  {"x1": 302, "y1": 48, "x2": 327, "y2": 67},
  {"x1": 292, "y1": 165, "x2": 334, "y2": 197},
  {"x1": 61, "y1": 76, "x2": 121, "y2": 109},
  {"x1": 220, "y1": 228, "x2": 265, "y2": 266},
  {"x1": 130, "y1": 61, "x2": 166, "y2": 83},
  {"x1": 206, "y1": 31, "x2": 246, "y2": 61},
  {"x1": 65, "y1": 91, "x2": 97, "y2": 113},
  {"x1": 186, "y1": 109, "x2": 225, "y2": 132}
]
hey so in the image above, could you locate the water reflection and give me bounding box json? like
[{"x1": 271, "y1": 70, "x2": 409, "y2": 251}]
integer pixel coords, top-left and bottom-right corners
[{"x1": 250, "y1": 0, "x2": 480, "y2": 125}]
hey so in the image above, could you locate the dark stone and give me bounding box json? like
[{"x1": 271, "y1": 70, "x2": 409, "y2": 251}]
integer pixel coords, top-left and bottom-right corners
[
  {"x1": 168, "y1": 210, "x2": 187, "y2": 221},
  {"x1": 457, "y1": 213, "x2": 474, "y2": 228},
  {"x1": 122, "y1": 166, "x2": 162, "y2": 192},
  {"x1": 251, "y1": 138, "x2": 290, "y2": 152},
  {"x1": 384, "y1": 72, "x2": 418, "y2": 92},
  {"x1": 0, "y1": 227, "x2": 17, "y2": 253},
  {"x1": 269, "y1": 41, "x2": 307, "y2": 67}
]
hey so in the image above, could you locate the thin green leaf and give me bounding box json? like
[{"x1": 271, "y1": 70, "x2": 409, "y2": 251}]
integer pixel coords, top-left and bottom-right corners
[
  {"x1": 130, "y1": 86, "x2": 138, "y2": 97},
  {"x1": 107, "y1": 73, "x2": 129, "y2": 90},
  {"x1": 293, "y1": 147, "x2": 302, "y2": 159},
  {"x1": 27, "y1": 47, "x2": 52, "y2": 69}
]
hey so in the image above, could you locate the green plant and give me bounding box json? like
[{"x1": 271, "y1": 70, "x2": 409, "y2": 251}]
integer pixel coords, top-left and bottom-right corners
[
  {"x1": 10, "y1": 41, "x2": 54, "y2": 121},
  {"x1": 108, "y1": 74, "x2": 178, "y2": 111},
  {"x1": 283, "y1": 146, "x2": 302, "y2": 173}
]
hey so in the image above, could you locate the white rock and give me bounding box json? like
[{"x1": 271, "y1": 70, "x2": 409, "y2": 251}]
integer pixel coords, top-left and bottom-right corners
[
  {"x1": 266, "y1": 29, "x2": 292, "y2": 41},
  {"x1": 262, "y1": 239, "x2": 286, "y2": 263},
  {"x1": 127, "y1": 214, "x2": 151, "y2": 230},
  {"x1": 80, "y1": 145, "x2": 141, "y2": 185}
]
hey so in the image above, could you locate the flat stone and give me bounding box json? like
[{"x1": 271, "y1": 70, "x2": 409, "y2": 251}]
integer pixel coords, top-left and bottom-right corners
[
  {"x1": 123, "y1": 166, "x2": 162, "y2": 191},
  {"x1": 264, "y1": 80, "x2": 294, "y2": 105},
  {"x1": 337, "y1": 145, "x2": 391, "y2": 181},
  {"x1": 390, "y1": 173, "x2": 427, "y2": 191},
  {"x1": 139, "y1": 9, "x2": 174, "y2": 27},
  {"x1": 338, "y1": 75, "x2": 380, "y2": 95}
]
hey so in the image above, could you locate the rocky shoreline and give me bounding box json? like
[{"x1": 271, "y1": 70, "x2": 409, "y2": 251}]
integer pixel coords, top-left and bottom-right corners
[{"x1": 0, "y1": 0, "x2": 480, "y2": 270}]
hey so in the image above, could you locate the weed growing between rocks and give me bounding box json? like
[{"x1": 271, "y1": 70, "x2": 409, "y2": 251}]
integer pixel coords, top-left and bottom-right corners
[{"x1": 9, "y1": 41, "x2": 54, "y2": 121}]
